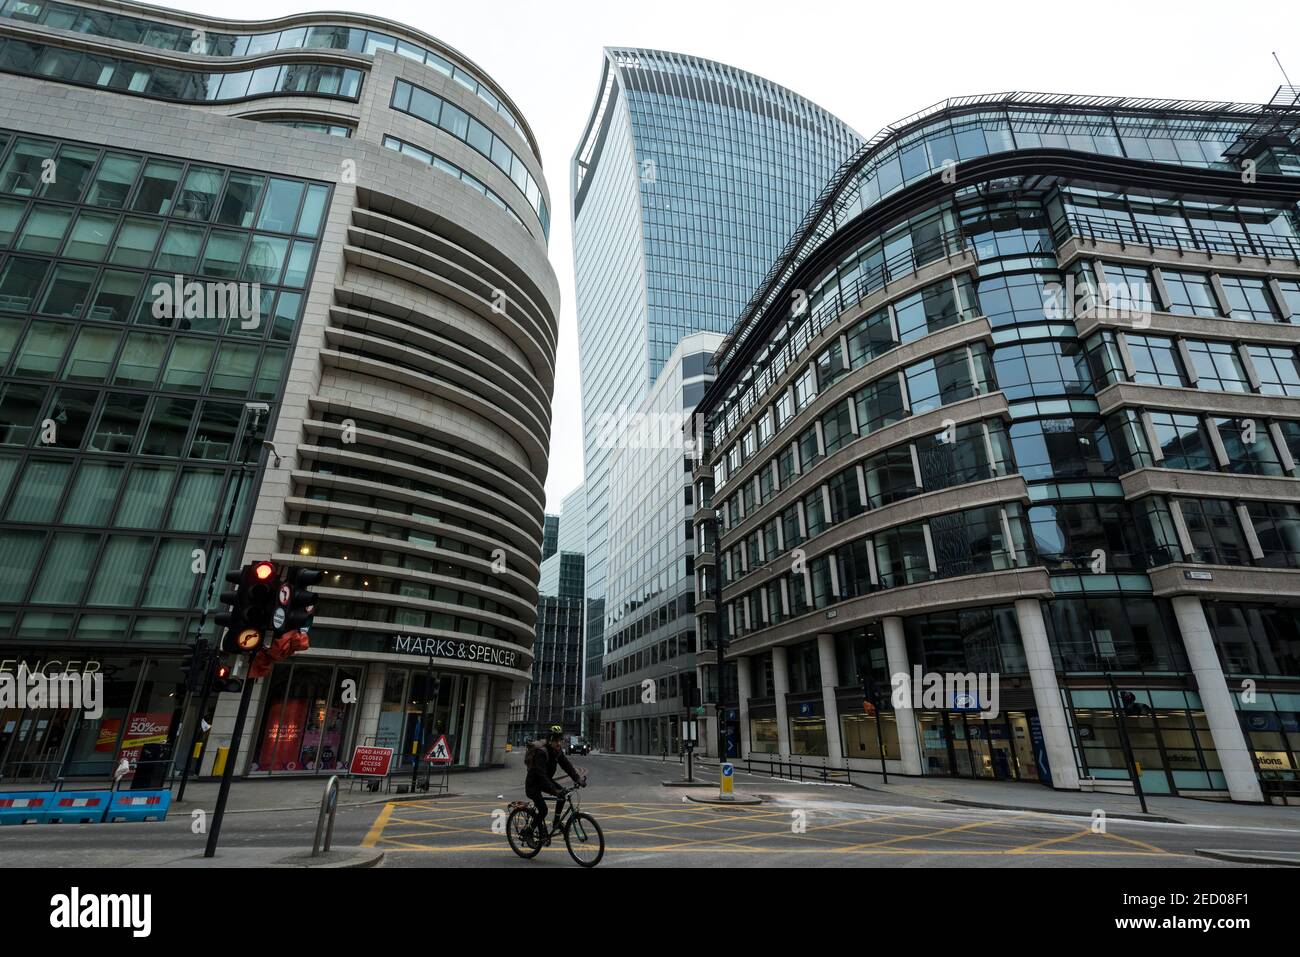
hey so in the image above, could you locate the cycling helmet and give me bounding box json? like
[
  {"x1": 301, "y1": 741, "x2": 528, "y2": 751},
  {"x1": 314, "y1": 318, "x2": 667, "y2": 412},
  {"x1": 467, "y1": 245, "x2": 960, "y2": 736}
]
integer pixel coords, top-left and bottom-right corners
[{"x1": 548, "y1": 724, "x2": 564, "y2": 740}]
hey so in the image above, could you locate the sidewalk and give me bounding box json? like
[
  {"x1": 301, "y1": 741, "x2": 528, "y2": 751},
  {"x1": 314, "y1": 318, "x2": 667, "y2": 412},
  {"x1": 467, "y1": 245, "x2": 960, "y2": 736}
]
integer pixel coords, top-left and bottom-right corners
[
  {"x1": 0, "y1": 762, "x2": 525, "y2": 814},
  {"x1": 677, "y1": 755, "x2": 1300, "y2": 829}
]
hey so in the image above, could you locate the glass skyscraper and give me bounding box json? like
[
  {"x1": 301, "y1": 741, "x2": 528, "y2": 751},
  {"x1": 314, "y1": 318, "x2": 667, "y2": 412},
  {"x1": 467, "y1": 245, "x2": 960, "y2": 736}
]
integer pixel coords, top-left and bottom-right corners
[{"x1": 570, "y1": 47, "x2": 861, "y2": 739}]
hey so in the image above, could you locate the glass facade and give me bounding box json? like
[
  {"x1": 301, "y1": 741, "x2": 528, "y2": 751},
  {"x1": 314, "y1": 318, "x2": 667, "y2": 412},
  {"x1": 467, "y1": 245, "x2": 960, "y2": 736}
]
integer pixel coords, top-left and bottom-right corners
[
  {"x1": 0, "y1": 0, "x2": 530, "y2": 146},
  {"x1": 0, "y1": 129, "x2": 324, "y2": 646},
  {"x1": 697, "y1": 91, "x2": 1300, "y2": 799},
  {"x1": 572, "y1": 48, "x2": 861, "y2": 741}
]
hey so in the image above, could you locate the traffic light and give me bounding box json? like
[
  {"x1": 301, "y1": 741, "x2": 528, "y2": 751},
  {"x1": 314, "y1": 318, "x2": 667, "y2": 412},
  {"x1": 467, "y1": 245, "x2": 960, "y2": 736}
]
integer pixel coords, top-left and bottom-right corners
[
  {"x1": 275, "y1": 565, "x2": 323, "y2": 637},
  {"x1": 216, "y1": 560, "x2": 280, "y2": 654},
  {"x1": 181, "y1": 639, "x2": 211, "y2": 693},
  {"x1": 212, "y1": 660, "x2": 243, "y2": 694}
]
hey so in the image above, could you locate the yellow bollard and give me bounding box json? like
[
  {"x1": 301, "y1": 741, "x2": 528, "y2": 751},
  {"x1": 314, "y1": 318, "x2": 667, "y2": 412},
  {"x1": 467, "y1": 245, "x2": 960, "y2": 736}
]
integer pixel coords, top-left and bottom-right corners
[{"x1": 212, "y1": 746, "x2": 229, "y2": 777}]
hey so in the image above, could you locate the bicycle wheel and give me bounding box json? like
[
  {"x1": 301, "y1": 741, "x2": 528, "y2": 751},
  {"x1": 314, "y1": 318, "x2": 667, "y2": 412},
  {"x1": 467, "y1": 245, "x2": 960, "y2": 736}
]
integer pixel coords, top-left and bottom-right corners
[
  {"x1": 507, "y1": 806, "x2": 542, "y2": 859},
  {"x1": 563, "y1": 812, "x2": 604, "y2": 867}
]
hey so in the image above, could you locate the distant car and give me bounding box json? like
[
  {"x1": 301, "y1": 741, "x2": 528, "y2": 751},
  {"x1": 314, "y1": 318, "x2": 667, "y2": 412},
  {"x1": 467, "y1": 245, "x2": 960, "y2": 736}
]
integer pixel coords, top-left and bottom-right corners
[{"x1": 568, "y1": 740, "x2": 591, "y2": 756}]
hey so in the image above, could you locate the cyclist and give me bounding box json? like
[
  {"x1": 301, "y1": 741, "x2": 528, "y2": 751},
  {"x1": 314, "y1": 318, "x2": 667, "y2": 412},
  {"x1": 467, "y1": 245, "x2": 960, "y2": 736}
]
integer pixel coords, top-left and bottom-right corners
[{"x1": 523, "y1": 724, "x2": 586, "y2": 844}]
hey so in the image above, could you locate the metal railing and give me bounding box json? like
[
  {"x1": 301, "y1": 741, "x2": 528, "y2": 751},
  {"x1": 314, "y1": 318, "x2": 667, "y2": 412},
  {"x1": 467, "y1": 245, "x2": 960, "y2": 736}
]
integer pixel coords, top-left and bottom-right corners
[{"x1": 1065, "y1": 212, "x2": 1300, "y2": 262}]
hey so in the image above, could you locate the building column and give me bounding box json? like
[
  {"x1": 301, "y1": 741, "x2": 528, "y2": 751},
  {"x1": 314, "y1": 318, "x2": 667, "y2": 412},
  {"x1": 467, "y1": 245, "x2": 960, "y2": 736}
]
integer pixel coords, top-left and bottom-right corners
[
  {"x1": 817, "y1": 634, "x2": 844, "y2": 766},
  {"x1": 202, "y1": 666, "x2": 268, "y2": 776},
  {"x1": 882, "y1": 617, "x2": 923, "y2": 775},
  {"x1": 1171, "y1": 596, "x2": 1263, "y2": 803},
  {"x1": 1014, "y1": 599, "x2": 1080, "y2": 790},
  {"x1": 771, "y1": 644, "x2": 791, "y2": 757},
  {"x1": 463, "y1": 675, "x2": 492, "y2": 767},
  {"x1": 736, "y1": 656, "x2": 753, "y2": 758},
  {"x1": 350, "y1": 663, "x2": 387, "y2": 761}
]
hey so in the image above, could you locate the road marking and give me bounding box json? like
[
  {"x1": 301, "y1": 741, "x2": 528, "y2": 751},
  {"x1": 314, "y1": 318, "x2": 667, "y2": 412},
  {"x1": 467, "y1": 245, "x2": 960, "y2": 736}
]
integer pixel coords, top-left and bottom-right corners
[{"x1": 361, "y1": 801, "x2": 395, "y2": 847}]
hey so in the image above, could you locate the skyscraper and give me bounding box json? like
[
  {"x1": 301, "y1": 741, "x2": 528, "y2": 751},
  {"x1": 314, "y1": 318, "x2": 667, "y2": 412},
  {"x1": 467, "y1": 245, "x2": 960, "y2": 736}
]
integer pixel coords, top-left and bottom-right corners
[{"x1": 570, "y1": 48, "x2": 861, "y2": 735}]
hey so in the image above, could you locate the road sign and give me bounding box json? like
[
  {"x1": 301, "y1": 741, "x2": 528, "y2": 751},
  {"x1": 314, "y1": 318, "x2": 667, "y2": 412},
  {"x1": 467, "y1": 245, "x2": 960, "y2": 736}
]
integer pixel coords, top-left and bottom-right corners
[
  {"x1": 720, "y1": 762, "x2": 734, "y2": 796},
  {"x1": 349, "y1": 745, "x2": 394, "y2": 777},
  {"x1": 423, "y1": 734, "x2": 452, "y2": 764}
]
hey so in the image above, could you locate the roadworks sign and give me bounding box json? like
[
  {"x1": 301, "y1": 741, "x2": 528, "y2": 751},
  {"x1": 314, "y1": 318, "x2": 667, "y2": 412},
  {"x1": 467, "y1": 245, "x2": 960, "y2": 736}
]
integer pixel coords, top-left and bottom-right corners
[{"x1": 423, "y1": 734, "x2": 452, "y2": 764}]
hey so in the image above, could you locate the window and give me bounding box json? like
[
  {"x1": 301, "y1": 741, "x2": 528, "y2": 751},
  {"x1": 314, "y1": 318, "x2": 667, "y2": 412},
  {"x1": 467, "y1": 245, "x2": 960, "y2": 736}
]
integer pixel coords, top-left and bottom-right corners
[
  {"x1": 1214, "y1": 417, "x2": 1285, "y2": 475},
  {"x1": 794, "y1": 364, "x2": 817, "y2": 410},
  {"x1": 892, "y1": 274, "x2": 977, "y2": 342},
  {"x1": 992, "y1": 340, "x2": 1089, "y2": 400},
  {"x1": 797, "y1": 423, "x2": 820, "y2": 470},
  {"x1": 905, "y1": 346, "x2": 989, "y2": 413},
  {"x1": 1186, "y1": 340, "x2": 1250, "y2": 392},
  {"x1": 853, "y1": 375, "x2": 905, "y2": 435},
  {"x1": 1161, "y1": 270, "x2": 1220, "y2": 317},
  {"x1": 1147, "y1": 412, "x2": 1214, "y2": 471},
  {"x1": 874, "y1": 522, "x2": 931, "y2": 588},
  {"x1": 1219, "y1": 275, "x2": 1276, "y2": 322},
  {"x1": 820, "y1": 399, "x2": 854, "y2": 454},
  {"x1": 861, "y1": 446, "x2": 917, "y2": 508},
  {"x1": 1246, "y1": 502, "x2": 1300, "y2": 569},
  {"x1": 1249, "y1": 345, "x2": 1300, "y2": 397},
  {"x1": 1126, "y1": 334, "x2": 1184, "y2": 387},
  {"x1": 846, "y1": 307, "x2": 894, "y2": 366},
  {"x1": 1177, "y1": 498, "x2": 1250, "y2": 565},
  {"x1": 828, "y1": 468, "x2": 863, "y2": 523}
]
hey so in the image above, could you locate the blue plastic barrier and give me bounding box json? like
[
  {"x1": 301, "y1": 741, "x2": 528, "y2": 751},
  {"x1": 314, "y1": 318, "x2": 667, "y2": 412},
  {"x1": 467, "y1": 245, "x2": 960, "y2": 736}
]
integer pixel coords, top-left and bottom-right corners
[
  {"x1": 0, "y1": 792, "x2": 50, "y2": 825},
  {"x1": 45, "y1": 790, "x2": 113, "y2": 824},
  {"x1": 105, "y1": 789, "x2": 171, "y2": 823}
]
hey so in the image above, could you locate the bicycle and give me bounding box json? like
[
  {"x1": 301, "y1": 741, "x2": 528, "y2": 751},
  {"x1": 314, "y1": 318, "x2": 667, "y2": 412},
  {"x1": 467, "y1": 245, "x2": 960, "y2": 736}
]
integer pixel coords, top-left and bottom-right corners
[{"x1": 506, "y1": 779, "x2": 605, "y2": 867}]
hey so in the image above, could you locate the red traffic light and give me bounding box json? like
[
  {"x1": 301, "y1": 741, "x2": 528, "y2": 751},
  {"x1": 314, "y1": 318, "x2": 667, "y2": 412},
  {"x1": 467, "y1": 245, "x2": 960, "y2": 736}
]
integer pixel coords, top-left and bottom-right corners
[{"x1": 253, "y1": 561, "x2": 275, "y2": 581}]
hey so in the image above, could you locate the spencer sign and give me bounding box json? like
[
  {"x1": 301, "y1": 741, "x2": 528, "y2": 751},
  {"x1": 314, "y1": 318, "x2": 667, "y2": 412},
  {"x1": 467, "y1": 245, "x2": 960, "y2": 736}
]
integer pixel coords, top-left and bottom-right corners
[{"x1": 391, "y1": 635, "x2": 522, "y2": 670}]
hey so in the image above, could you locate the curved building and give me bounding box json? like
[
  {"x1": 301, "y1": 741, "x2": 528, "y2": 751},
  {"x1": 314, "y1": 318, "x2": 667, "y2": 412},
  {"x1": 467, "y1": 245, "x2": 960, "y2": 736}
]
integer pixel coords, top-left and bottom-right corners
[
  {"x1": 571, "y1": 48, "x2": 862, "y2": 743},
  {"x1": 694, "y1": 90, "x2": 1300, "y2": 801},
  {"x1": 0, "y1": 0, "x2": 558, "y2": 777}
]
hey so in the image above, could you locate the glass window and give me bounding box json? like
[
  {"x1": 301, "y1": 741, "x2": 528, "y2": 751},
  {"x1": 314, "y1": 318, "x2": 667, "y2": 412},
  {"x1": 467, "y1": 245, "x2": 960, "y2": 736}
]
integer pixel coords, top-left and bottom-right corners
[
  {"x1": 0, "y1": 255, "x2": 48, "y2": 311},
  {"x1": 242, "y1": 234, "x2": 288, "y2": 283},
  {"x1": 15, "y1": 203, "x2": 72, "y2": 252},
  {"x1": 1219, "y1": 275, "x2": 1276, "y2": 322},
  {"x1": 108, "y1": 216, "x2": 161, "y2": 266},
  {"x1": 1126, "y1": 334, "x2": 1184, "y2": 387},
  {"x1": 1178, "y1": 498, "x2": 1250, "y2": 565},
  {"x1": 86, "y1": 535, "x2": 152, "y2": 605},
  {"x1": 189, "y1": 401, "x2": 240, "y2": 460},
  {"x1": 5, "y1": 458, "x2": 72, "y2": 521},
  {"x1": 113, "y1": 331, "x2": 166, "y2": 386},
  {"x1": 1147, "y1": 412, "x2": 1214, "y2": 471},
  {"x1": 155, "y1": 222, "x2": 204, "y2": 270},
  {"x1": 0, "y1": 137, "x2": 56, "y2": 195},
  {"x1": 256, "y1": 178, "x2": 305, "y2": 232},
  {"x1": 60, "y1": 461, "x2": 123, "y2": 525},
  {"x1": 37, "y1": 262, "x2": 96, "y2": 317},
  {"x1": 1161, "y1": 270, "x2": 1220, "y2": 317},
  {"x1": 29, "y1": 532, "x2": 98, "y2": 604},
  {"x1": 64, "y1": 325, "x2": 120, "y2": 381},
  {"x1": 216, "y1": 172, "x2": 265, "y2": 227},
  {"x1": 85, "y1": 152, "x2": 142, "y2": 209},
  {"x1": 130, "y1": 159, "x2": 182, "y2": 214},
  {"x1": 88, "y1": 392, "x2": 147, "y2": 453},
  {"x1": 1250, "y1": 346, "x2": 1300, "y2": 397},
  {"x1": 14, "y1": 318, "x2": 72, "y2": 375},
  {"x1": 63, "y1": 209, "x2": 118, "y2": 260},
  {"x1": 139, "y1": 398, "x2": 195, "y2": 456}
]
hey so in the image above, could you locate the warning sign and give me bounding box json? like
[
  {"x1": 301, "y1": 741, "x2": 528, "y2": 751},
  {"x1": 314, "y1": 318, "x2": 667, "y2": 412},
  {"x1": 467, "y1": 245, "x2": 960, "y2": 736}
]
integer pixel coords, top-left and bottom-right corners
[{"x1": 423, "y1": 734, "x2": 452, "y2": 764}]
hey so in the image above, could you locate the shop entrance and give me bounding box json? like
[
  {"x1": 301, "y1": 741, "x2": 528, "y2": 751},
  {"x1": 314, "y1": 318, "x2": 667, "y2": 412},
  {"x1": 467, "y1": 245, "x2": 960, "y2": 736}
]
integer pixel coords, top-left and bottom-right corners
[{"x1": 918, "y1": 709, "x2": 1043, "y2": 783}]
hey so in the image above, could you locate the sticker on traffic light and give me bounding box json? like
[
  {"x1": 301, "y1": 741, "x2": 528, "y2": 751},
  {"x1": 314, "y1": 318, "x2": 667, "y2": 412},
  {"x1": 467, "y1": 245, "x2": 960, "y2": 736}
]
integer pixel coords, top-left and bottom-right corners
[{"x1": 217, "y1": 561, "x2": 281, "y2": 654}]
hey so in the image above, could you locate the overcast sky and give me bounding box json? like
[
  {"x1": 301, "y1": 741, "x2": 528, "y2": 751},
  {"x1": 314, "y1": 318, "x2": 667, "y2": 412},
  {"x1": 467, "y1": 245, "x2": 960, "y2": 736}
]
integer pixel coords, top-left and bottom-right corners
[{"x1": 164, "y1": 0, "x2": 1300, "y2": 511}]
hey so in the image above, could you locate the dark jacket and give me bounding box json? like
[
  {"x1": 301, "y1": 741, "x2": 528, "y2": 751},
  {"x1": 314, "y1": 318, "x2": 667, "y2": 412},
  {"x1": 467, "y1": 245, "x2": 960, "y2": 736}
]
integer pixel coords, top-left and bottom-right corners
[{"x1": 525, "y1": 740, "x2": 582, "y2": 794}]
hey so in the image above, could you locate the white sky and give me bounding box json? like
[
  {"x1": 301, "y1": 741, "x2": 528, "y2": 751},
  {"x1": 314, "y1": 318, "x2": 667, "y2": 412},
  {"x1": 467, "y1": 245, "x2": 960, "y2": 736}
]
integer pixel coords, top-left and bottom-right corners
[{"x1": 160, "y1": 0, "x2": 1300, "y2": 510}]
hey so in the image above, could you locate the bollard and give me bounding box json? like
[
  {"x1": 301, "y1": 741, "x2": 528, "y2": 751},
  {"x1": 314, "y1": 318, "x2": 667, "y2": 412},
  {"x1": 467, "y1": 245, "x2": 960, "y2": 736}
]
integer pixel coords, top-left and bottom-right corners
[{"x1": 312, "y1": 775, "x2": 340, "y2": 857}]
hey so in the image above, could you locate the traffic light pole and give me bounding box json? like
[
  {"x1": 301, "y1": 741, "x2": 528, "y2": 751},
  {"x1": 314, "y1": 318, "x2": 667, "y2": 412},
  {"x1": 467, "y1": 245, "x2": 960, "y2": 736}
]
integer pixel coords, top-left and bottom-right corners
[
  {"x1": 204, "y1": 648, "x2": 259, "y2": 858},
  {"x1": 1106, "y1": 672, "x2": 1148, "y2": 816},
  {"x1": 176, "y1": 650, "x2": 215, "y2": 802},
  {"x1": 177, "y1": 405, "x2": 263, "y2": 802}
]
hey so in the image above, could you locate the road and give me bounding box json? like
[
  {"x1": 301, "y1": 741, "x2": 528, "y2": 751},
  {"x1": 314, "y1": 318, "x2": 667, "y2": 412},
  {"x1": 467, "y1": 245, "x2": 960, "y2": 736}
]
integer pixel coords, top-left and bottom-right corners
[{"x1": 3, "y1": 752, "x2": 1298, "y2": 867}]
